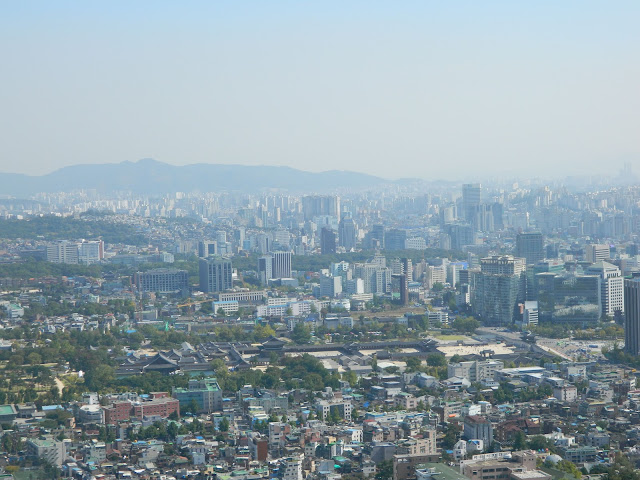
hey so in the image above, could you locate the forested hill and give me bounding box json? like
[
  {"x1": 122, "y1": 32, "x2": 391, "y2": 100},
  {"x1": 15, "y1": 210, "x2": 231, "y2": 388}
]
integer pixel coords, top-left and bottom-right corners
[{"x1": 0, "y1": 158, "x2": 386, "y2": 195}]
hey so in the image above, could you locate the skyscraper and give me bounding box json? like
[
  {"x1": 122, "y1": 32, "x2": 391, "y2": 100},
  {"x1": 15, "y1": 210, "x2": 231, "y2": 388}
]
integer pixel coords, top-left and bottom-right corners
[
  {"x1": 258, "y1": 255, "x2": 273, "y2": 285},
  {"x1": 320, "y1": 228, "x2": 336, "y2": 255},
  {"x1": 368, "y1": 224, "x2": 385, "y2": 249},
  {"x1": 516, "y1": 232, "x2": 545, "y2": 265},
  {"x1": 272, "y1": 251, "x2": 292, "y2": 279},
  {"x1": 472, "y1": 255, "x2": 526, "y2": 326},
  {"x1": 199, "y1": 257, "x2": 233, "y2": 293},
  {"x1": 384, "y1": 229, "x2": 407, "y2": 251},
  {"x1": 535, "y1": 272, "x2": 601, "y2": 326},
  {"x1": 462, "y1": 183, "x2": 481, "y2": 222},
  {"x1": 624, "y1": 276, "x2": 640, "y2": 356},
  {"x1": 392, "y1": 273, "x2": 409, "y2": 306},
  {"x1": 445, "y1": 223, "x2": 474, "y2": 251},
  {"x1": 338, "y1": 217, "x2": 357, "y2": 251},
  {"x1": 302, "y1": 195, "x2": 341, "y2": 221}
]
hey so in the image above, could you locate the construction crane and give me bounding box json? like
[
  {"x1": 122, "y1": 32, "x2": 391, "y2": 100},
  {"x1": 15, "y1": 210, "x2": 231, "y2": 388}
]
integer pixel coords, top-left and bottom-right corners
[{"x1": 177, "y1": 299, "x2": 211, "y2": 308}]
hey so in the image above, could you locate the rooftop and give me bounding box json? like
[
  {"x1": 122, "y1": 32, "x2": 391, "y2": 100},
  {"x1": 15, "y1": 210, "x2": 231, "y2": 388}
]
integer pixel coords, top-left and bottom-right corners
[
  {"x1": 0, "y1": 404, "x2": 16, "y2": 416},
  {"x1": 416, "y1": 463, "x2": 467, "y2": 480}
]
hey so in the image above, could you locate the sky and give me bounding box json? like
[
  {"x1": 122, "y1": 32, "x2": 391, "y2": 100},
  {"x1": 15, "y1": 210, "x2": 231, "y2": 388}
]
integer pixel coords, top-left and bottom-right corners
[{"x1": 1, "y1": 1, "x2": 639, "y2": 180}]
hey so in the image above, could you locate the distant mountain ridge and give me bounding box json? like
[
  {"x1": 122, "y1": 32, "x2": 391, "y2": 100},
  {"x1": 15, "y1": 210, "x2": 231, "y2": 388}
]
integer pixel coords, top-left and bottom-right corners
[{"x1": 0, "y1": 159, "x2": 387, "y2": 195}]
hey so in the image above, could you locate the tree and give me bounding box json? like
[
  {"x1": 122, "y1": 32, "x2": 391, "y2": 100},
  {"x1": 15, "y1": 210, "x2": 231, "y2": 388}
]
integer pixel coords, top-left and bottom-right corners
[
  {"x1": 554, "y1": 460, "x2": 582, "y2": 479},
  {"x1": 405, "y1": 357, "x2": 422, "y2": 372},
  {"x1": 513, "y1": 430, "x2": 527, "y2": 450},
  {"x1": 452, "y1": 316, "x2": 479, "y2": 334},
  {"x1": 254, "y1": 324, "x2": 276, "y2": 341},
  {"x1": 27, "y1": 352, "x2": 42, "y2": 365},
  {"x1": 291, "y1": 323, "x2": 311, "y2": 344},
  {"x1": 343, "y1": 370, "x2": 358, "y2": 387},
  {"x1": 441, "y1": 423, "x2": 460, "y2": 449},
  {"x1": 219, "y1": 417, "x2": 230, "y2": 432},
  {"x1": 85, "y1": 364, "x2": 115, "y2": 392},
  {"x1": 426, "y1": 353, "x2": 446, "y2": 367},
  {"x1": 375, "y1": 460, "x2": 393, "y2": 480}
]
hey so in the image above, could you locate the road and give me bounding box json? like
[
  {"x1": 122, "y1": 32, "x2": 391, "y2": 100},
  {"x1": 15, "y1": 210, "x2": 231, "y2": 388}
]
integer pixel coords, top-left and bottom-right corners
[
  {"x1": 477, "y1": 326, "x2": 573, "y2": 360},
  {"x1": 54, "y1": 377, "x2": 64, "y2": 395},
  {"x1": 477, "y1": 326, "x2": 616, "y2": 361}
]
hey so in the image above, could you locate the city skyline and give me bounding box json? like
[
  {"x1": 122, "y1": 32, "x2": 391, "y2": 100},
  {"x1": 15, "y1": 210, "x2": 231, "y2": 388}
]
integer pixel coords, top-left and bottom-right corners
[{"x1": 2, "y1": 1, "x2": 639, "y2": 180}]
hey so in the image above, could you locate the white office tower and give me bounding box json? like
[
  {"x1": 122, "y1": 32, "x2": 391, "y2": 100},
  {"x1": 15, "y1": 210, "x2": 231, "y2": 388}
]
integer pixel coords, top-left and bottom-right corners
[
  {"x1": 585, "y1": 244, "x2": 610, "y2": 263},
  {"x1": 272, "y1": 251, "x2": 292, "y2": 279},
  {"x1": 78, "y1": 240, "x2": 104, "y2": 264},
  {"x1": 46, "y1": 241, "x2": 79, "y2": 264},
  {"x1": 585, "y1": 261, "x2": 624, "y2": 317}
]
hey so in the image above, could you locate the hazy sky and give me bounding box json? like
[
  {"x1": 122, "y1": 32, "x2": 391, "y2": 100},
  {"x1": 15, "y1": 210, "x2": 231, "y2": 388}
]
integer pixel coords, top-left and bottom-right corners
[{"x1": 1, "y1": 1, "x2": 638, "y2": 180}]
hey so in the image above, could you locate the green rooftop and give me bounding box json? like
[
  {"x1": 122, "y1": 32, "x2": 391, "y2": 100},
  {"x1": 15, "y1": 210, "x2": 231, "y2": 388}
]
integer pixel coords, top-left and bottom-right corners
[
  {"x1": 0, "y1": 405, "x2": 16, "y2": 416},
  {"x1": 416, "y1": 463, "x2": 467, "y2": 480}
]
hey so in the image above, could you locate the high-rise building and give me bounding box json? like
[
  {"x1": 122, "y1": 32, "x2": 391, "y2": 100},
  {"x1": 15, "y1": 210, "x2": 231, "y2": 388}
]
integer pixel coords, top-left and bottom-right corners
[
  {"x1": 585, "y1": 244, "x2": 610, "y2": 263},
  {"x1": 462, "y1": 183, "x2": 482, "y2": 221},
  {"x1": 472, "y1": 256, "x2": 526, "y2": 325},
  {"x1": 319, "y1": 275, "x2": 342, "y2": 298},
  {"x1": 585, "y1": 261, "x2": 624, "y2": 317},
  {"x1": 259, "y1": 251, "x2": 292, "y2": 284},
  {"x1": 258, "y1": 256, "x2": 273, "y2": 285},
  {"x1": 464, "y1": 415, "x2": 493, "y2": 446},
  {"x1": 338, "y1": 217, "x2": 357, "y2": 251},
  {"x1": 392, "y1": 273, "x2": 409, "y2": 305},
  {"x1": 402, "y1": 258, "x2": 413, "y2": 282},
  {"x1": 256, "y1": 233, "x2": 270, "y2": 254},
  {"x1": 320, "y1": 228, "x2": 336, "y2": 255},
  {"x1": 384, "y1": 229, "x2": 407, "y2": 251},
  {"x1": 215, "y1": 231, "x2": 227, "y2": 244},
  {"x1": 198, "y1": 241, "x2": 217, "y2": 257},
  {"x1": 46, "y1": 241, "x2": 79, "y2": 264},
  {"x1": 199, "y1": 257, "x2": 233, "y2": 293},
  {"x1": 470, "y1": 204, "x2": 495, "y2": 232},
  {"x1": 78, "y1": 240, "x2": 104, "y2": 264},
  {"x1": 527, "y1": 259, "x2": 565, "y2": 301},
  {"x1": 491, "y1": 202, "x2": 504, "y2": 231},
  {"x1": 354, "y1": 262, "x2": 392, "y2": 294},
  {"x1": 624, "y1": 276, "x2": 640, "y2": 356},
  {"x1": 302, "y1": 196, "x2": 341, "y2": 221},
  {"x1": 272, "y1": 251, "x2": 292, "y2": 279},
  {"x1": 515, "y1": 232, "x2": 544, "y2": 265},
  {"x1": 535, "y1": 272, "x2": 601, "y2": 326},
  {"x1": 445, "y1": 223, "x2": 474, "y2": 251},
  {"x1": 371, "y1": 224, "x2": 385, "y2": 249},
  {"x1": 134, "y1": 268, "x2": 189, "y2": 293}
]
